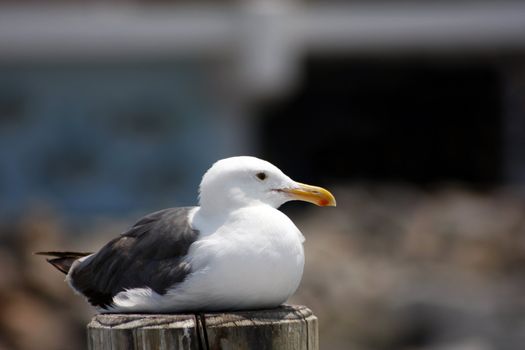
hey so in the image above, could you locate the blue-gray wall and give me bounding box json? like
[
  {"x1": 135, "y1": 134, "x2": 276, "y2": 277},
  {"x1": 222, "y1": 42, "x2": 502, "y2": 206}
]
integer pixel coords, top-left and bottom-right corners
[{"x1": 0, "y1": 63, "x2": 242, "y2": 218}]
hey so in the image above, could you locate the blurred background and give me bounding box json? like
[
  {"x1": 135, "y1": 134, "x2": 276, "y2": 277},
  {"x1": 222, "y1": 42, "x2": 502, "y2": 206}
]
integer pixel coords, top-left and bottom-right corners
[{"x1": 1, "y1": 1, "x2": 525, "y2": 349}]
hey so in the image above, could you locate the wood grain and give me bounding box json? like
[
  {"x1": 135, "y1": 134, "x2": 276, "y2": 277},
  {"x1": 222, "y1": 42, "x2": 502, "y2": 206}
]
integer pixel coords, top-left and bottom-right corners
[{"x1": 87, "y1": 305, "x2": 318, "y2": 350}]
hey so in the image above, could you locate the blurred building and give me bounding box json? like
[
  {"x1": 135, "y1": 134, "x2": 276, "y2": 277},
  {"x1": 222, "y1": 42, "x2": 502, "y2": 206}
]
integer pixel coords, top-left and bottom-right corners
[
  {"x1": 0, "y1": 1, "x2": 525, "y2": 218},
  {"x1": 2, "y1": 3, "x2": 525, "y2": 350}
]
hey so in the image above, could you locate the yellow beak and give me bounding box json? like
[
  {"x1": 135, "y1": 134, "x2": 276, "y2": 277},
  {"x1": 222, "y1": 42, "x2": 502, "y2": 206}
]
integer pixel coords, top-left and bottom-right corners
[{"x1": 280, "y1": 182, "x2": 336, "y2": 207}]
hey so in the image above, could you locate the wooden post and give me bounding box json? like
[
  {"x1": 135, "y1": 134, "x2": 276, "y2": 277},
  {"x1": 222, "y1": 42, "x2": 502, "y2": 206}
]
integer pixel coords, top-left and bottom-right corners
[{"x1": 87, "y1": 304, "x2": 318, "y2": 350}]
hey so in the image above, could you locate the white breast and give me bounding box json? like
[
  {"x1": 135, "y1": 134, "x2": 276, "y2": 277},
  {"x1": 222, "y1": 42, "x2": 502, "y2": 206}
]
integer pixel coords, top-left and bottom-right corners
[{"x1": 182, "y1": 205, "x2": 305, "y2": 310}]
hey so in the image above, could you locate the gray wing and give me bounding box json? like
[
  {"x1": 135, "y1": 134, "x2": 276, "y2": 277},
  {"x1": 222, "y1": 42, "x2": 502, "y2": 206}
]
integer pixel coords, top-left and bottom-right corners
[{"x1": 70, "y1": 207, "x2": 199, "y2": 309}]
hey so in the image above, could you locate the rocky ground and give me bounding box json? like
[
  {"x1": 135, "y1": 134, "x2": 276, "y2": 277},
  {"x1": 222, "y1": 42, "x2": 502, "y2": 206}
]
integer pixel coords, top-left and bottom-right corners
[{"x1": 1, "y1": 184, "x2": 525, "y2": 350}]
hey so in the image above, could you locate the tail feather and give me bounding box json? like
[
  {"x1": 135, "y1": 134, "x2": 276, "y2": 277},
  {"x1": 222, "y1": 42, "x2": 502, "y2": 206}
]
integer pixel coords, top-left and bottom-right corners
[{"x1": 35, "y1": 251, "x2": 92, "y2": 275}]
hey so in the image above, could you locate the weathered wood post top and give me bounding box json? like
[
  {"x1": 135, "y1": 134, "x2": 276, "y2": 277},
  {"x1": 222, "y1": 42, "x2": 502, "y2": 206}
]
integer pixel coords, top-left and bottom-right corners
[{"x1": 87, "y1": 304, "x2": 318, "y2": 350}]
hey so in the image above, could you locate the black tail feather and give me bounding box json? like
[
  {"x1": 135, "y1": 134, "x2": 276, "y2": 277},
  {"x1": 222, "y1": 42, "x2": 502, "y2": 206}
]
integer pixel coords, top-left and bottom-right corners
[{"x1": 35, "y1": 251, "x2": 92, "y2": 275}]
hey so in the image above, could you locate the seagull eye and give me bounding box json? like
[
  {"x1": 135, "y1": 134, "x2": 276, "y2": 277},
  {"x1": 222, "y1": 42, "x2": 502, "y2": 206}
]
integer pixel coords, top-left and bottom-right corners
[{"x1": 256, "y1": 172, "x2": 267, "y2": 181}]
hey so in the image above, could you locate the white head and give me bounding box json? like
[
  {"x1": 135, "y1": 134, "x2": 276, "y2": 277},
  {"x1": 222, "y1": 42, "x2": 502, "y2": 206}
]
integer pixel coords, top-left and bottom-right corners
[{"x1": 198, "y1": 156, "x2": 336, "y2": 214}]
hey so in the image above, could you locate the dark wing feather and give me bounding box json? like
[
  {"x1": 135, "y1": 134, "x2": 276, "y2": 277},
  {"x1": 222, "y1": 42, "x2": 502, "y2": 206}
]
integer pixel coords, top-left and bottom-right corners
[
  {"x1": 35, "y1": 252, "x2": 93, "y2": 274},
  {"x1": 69, "y1": 207, "x2": 199, "y2": 309}
]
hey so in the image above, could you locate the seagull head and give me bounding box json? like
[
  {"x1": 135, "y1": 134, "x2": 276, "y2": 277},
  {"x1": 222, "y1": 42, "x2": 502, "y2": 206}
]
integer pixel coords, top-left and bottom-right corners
[{"x1": 198, "y1": 156, "x2": 336, "y2": 213}]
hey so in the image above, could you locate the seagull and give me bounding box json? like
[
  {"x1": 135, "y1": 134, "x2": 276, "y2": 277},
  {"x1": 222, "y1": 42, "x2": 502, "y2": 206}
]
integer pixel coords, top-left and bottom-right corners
[{"x1": 37, "y1": 156, "x2": 336, "y2": 313}]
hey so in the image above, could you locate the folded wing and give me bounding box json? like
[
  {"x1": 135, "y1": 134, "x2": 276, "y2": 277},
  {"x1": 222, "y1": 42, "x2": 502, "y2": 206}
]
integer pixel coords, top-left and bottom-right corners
[{"x1": 69, "y1": 207, "x2": 199, "y2": 309}]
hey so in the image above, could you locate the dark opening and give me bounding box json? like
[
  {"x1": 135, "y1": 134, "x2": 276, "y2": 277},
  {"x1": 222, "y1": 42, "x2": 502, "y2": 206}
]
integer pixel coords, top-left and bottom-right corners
[{"x1": 259, "y1": 57, "x2": 503, "y2": 187}]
